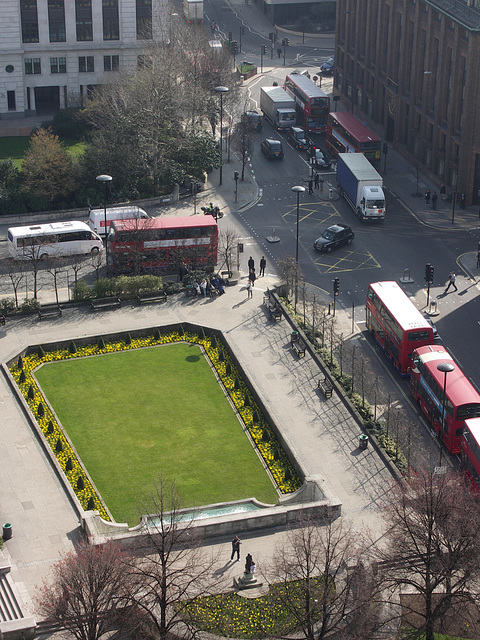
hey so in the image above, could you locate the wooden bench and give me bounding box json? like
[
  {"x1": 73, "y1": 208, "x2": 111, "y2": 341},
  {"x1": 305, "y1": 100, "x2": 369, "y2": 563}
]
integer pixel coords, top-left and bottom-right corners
[
  {"x1": 318, "y1": 375, "x2": 334, "y2": 399},
  {"x1": 91, "y1": 297, "x2": 121, "y2": 312},
  {"x1": 291, "y1": 337, "x2": 306, "y2": 358},
  {"x1": 264, "y1": 299, "x2": 282, "y2": 321},
  {"x1": 137, "y1": 290, "x2": 167, "y2": 305},
  {"x1": 38, "y1": 304, "x2": 62, "y2": 320}
]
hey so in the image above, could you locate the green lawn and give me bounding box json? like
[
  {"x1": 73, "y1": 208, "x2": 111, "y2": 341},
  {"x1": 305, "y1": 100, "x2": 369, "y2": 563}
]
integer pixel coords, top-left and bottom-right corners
[
  {"x1": 35, "y1": 344, "x2": 277, "y2": 525},
  {"x1": 0, "y1": 136, "x2": 85, "y2": 168}
]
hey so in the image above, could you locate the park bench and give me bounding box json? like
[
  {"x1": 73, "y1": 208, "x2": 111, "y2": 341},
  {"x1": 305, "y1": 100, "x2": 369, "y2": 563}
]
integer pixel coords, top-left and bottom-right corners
[
  {"x1": 317, "y1": 375, "x2": 334, "y2": 399},
  {"x1": 291, "y1": 336, "x2": 306, "y2": 358},
  {"x1": 90, "y1": 297, "x2": 121, "y2": 312},
  {"x1": 264, "y1": 299, "x2": 281, "y2": 321},
  {"x1": 137, "y1": 290, "x2": 167, "y2": 305},
  {"x1": 38, "y1": 304, "x2": 62, "y2": 320}
]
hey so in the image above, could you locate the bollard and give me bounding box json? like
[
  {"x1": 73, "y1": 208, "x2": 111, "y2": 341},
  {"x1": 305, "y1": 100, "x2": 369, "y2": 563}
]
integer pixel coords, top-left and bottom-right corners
[
  {"x1": 329, "y1": 188, "x2": 333, "y2": 199},
  {"x1": 400, "y1": 268, "x2": 414, "y2": 283},
  {"x1": 429, "y1": 300, "x2": 437, "y2": 314}
]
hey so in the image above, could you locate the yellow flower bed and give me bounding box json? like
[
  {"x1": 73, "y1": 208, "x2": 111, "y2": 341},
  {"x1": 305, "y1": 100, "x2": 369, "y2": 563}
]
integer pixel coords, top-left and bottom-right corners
[{"x1": 9, "y1": 330, "x2": 302, "y2": 520}]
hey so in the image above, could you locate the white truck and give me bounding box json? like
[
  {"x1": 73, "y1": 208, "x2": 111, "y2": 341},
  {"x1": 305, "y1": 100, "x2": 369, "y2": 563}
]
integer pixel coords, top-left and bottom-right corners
[
  {"x1": 336, "y1": 153, "x2": 386, "y2": 222},
  {"x1": 183, "y1": 0, "x2": 203, "y2": 23},
  {"x1": 260, "y1": 87, "x2": 296, "y2": 130}
]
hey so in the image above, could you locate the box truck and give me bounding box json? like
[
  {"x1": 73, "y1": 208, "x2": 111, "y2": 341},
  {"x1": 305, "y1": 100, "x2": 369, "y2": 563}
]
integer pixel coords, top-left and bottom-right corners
[
  {"x1": 183, "y1": 0, "x2": 203, "y2": 23},
  {"x1": 88, "y1": 206, "x2": 149, "y2": 238},
  {"x1": 260, "y1": 87, "x2": 296, "y2": 130},
  {"x1": 336, "y1": 153, "x2": 386, "y2": 222}
]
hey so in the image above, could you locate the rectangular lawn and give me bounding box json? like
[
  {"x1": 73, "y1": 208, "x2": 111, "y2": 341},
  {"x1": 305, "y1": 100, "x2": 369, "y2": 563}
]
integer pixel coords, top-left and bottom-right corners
[{"x1": 35, "y1": 343, "x2": 278, "y2": 525}]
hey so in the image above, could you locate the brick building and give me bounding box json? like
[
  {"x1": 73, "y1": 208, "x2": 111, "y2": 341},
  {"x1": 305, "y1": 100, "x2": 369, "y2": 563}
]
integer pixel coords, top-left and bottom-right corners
[
  {"x1": 335, "y1": 0, "x2": 480, "y2": 205},
  {"x1": 0, "y1": 0, "x2": 168, "y2": 119}
]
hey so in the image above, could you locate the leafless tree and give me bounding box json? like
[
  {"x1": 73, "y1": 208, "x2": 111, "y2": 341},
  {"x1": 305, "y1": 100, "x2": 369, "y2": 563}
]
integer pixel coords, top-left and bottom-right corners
[
  {"x1": 218, "y1": 226, "x2": 240, "y2": 275},
  {"x1": 46, "y1": 258, "x2": 68, "y2": 304},
  {"x1": 68, "y1": 255, "x2": 88, "y2": 292},
  {"x1": 267, "y1": 515, "x2": 384, "y2": 640},
  {"x1": 35, "y1": 541, "x2": 138, "y2": 640},
  {"x1": 377, "y1": 468, "x2": 480, "y2": 640},
  {"x1": 5, "y1": 260, "x2": 26, "y2": 308},
  {"x1": 91, "y1": 251, "x2": 103, "y2": 282},
  {"x1": 230, "y1": 119, "x2": 254, "y2": 181}
]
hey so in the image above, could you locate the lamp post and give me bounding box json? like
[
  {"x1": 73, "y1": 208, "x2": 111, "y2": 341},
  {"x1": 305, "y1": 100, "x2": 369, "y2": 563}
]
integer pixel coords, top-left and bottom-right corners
[
  {"x1": 214, "y1": 86, "x2": 229, "y2": 186},
  {"x1": 292, "y1": 185, "x2": 305, "y2": 312},
  {"x1": 437, "y1": 361, "x2": 455, "y2": 466},
  {"x1": 451, "y1": 169, "x2": 457, "y2": 224},
  {"x1": 96, "y1": 174, "x2": 112, "y2": 272}
]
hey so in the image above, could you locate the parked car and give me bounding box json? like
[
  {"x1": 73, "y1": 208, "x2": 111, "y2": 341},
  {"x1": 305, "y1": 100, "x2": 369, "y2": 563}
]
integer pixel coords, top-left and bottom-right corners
[
  {"x1": 313, "y1": 224, "x2": 354, "y2": 252},
  {"x1": 320, "y1": 56, "x2": 334, "y2": 74},
  {"x1": 308, "y1": 147, "x2": 331, "y2": 169},
  {"x1": 242, "y1": 110, "x2": 262, "y2": 131},
  {"x1": 261, "y1": 138, "x2": 284, "y2": 159},
  {"x1": 288, "y1": 127, "x2": 310, "y2": 150}
]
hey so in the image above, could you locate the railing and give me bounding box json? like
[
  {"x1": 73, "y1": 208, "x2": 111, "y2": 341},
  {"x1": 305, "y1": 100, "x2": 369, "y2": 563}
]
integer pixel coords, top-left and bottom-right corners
[{"x1": 426, "y1": 0, "x2": 480, "y2": 29}]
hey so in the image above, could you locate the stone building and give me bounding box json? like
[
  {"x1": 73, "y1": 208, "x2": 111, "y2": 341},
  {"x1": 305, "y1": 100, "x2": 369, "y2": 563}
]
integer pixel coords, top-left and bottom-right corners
[{"x1": 335, "y1": 0, "x2": 480, "y2": 205}]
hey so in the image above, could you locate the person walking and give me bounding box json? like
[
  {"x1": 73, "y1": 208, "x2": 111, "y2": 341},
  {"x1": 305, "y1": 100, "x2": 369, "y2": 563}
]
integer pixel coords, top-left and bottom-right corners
[
  {"x1": 246, "y1": 280, "x2": 253, "y2": 299},
  {"x1": 314, "y1": 172, "x2": 320, "y2": 189},
  {"x1": 460, "y1": 193, "x2": 466, "y2": 209},
  {"x1": 440, "y1": 184, "x2": 446, "y2": 200},
  {"x1": 259, "y1": 256, "x2": 266, "y2": 277},
  {"x1": 248, "y1": 256, "x2": 255, "y2": 272},
  {"x1": 249, "y1": 267, "x2": 256, "y2": 286},
  {"x1": 425, "y1": 189, "x2": 431, "y2": 206},
  {"x1": 308, "y1": 178, "x2": 313, "y2": 195},
  {"x1": 200, "y1": 278, "x2": 207, "y2": 298},
  {"x1": 431, "y1": 191, "x2": 438, "y2": 210},
  {"x1": 277, "y1": 47, "x2": 282, "y2": 59},
  {"x1": 444, "y1": 271, "x2": 458, "y2": 293},
  {"x1": 231, "y1": 535, "x2": 241, "y2": 561}
]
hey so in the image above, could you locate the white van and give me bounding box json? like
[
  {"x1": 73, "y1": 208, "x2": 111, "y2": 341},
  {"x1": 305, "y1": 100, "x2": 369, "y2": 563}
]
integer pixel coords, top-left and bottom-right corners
[
  {"x1": 7, "y1": 221, "x2": 103, "y2": 260},
  {"x1": 88, "y1": 206, "x2": 149, "y2": 238}
]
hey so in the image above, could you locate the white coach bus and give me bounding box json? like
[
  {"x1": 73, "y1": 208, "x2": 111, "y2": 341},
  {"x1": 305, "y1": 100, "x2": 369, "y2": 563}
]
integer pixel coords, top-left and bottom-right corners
[{"x1": 7, "y1": 221, "x2": 103, "y2": 260}]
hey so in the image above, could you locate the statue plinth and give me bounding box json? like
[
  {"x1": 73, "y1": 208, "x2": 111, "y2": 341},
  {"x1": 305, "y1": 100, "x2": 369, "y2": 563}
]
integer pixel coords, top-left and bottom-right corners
[{"x1": 233, "y1": 571, "x2": 263, "y2": 591}]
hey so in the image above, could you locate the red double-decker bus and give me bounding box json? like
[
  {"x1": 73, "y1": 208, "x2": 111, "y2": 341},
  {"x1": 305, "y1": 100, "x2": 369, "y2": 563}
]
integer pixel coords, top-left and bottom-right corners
[
  {"x1": 326, "y1": 112, "x2": 381, "y2": 169},
  {"x1": 284, "y1": 73, "x2": 330, "y2": 132},
  {"x1": 462, "y1": 418, "x2": 480, "y2": 489},
  {"x1": 410, "y1": 345, "x2": 480, "y2": 455},
  {"x1": 107, "y1": 216, "x2": 218, "y2": 275},
  {"x1": 366, "y1": 281, "x2": 434, "y2": 375}
]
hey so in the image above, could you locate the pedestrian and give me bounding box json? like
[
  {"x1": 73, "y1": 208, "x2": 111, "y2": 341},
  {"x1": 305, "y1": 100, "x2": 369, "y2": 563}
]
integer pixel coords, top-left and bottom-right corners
[
  {"x1": 476, "y1": 248, "x2": 480, "y2": 269},
  {"x1": 200, "y1": 278, "x2": 207, "y2": 298},
  {"x1": 314, "y1": 172, "x2": 320, "y2": 189},
  {"x1": 231, "y1": 535, "x2": 241, "y2": 561},
  {"x1": 461, "y1": 193, "x2": 466, "y2": 209},
  {"x1": 308, "y1": 178, "x2": 313, "y2": 195},
  {"x1": 431, "y1": 191, "x2": 438, "y2": 210},
  {"x1": 259, "y1": 256, "x2": 266, "y2": 277},
  {"x1": 277, "y1": 47, "x2": 282, "y2": 59},
  {"x1": 444, "y1": 271, "x2": 458, "y2": 293},
  {"x1": 440, "y1": 184, "x2": 446, "y2": 200},
  {"x1": 425, "y1": 189, "x2": 431, "y2": 206},
  {"x1": 248, "y1": 256, "x2": 255, "y2": 271},
  {"x1": 247, "y1": 280, "x2": 253, "y2": 299},
  {"x1": 249, "y1": 267, "x2": 256, "y2": 285}
]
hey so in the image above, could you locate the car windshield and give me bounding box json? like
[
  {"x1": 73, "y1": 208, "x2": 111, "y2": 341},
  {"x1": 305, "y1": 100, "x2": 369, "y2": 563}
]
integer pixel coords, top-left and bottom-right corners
[
  {"x1": 269, "y1": 141, "x2": 281, "y2": 150},
  {"x1": 322, "y1": 230, "x2": 335, "y2": 240},
  {"x1": 366, "y1": 199, "x2": 385, "y2": 208}
]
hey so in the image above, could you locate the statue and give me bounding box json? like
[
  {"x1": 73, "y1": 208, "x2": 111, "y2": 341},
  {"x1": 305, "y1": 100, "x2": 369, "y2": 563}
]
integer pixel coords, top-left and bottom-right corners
[{"x1": 245, "y1": 553, "x2": 253, "y2": 574}]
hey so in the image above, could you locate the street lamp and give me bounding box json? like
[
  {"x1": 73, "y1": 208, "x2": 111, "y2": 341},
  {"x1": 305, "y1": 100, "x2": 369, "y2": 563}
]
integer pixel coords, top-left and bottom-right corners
[
  {"x1": 451, "y1": 169, "x2": 457, "y2": 224},
  {"x1": 437, "y1": 361, "x2": 455, "y2": 466},
  {"x1": 214, "y1": 86, "x2": 229, "y2": 186},
  {"x1": 96, "y1": 174, "x2": 112, "y2": 272},
  {"x1": 291, "y1": 185, "x2": 305, "y2": 311}
]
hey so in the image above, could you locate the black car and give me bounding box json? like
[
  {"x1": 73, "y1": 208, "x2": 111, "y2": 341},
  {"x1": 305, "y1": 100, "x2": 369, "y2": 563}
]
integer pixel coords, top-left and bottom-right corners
[
  {"x1": 261, "y1": 138, "x2": 284, "y2": 159},
  {"x1": 308, "y1": 147, "x2": 331, "y2": 170},
  {"x1": 242, "y1": 110, "x2": 262, "y2": 131},
  {"x1": 287, "y1": 127, "x2": 310, "y2": 150},
  {"x1": 313, "y1": 224, "x2": 354, "y2": 252},
  {"x1": 320, "y1": 56, "x2": 334, "y2": 74}
]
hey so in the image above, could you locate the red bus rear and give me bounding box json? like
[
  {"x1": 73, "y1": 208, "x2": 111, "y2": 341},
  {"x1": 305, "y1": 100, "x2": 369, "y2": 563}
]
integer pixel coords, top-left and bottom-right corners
[
  {"x1": 326, "y1": 112, "x2": 381, "y2": 169},
  {"x1": 411, "y1": 346, "x2": 480, "y2": 455},
  {"x1": 284, "y1": 73, "x2": 330, "y2": 132},
  {"x1": 366, "y1": 281, "x2": 434, "y2": 375},
  {"x1": 107, "y1": 216, "x2": 218, "y2": 275},
  {"x1": 462, "y1": 418, "x2": 480, "y2": 490}
]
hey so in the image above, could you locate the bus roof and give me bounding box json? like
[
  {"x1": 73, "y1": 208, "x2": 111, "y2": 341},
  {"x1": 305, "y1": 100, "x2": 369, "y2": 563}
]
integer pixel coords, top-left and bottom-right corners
[
  {"x1": 286, "y1": 73, "x2": 329, "y2": 99},
  {"x1": 111, "y1": 216, "x2": 218, "y2": 231},
  {"x1": 328, "y1": 112, "x2": 381, "y2": 143},
  {"x1": 464, "y1": 418, "x2": 480, "y2": 444},
  {"x1": 369, "y1": 281, "x2": 432, "y2": 333},
  {"x1": 414, "y1": 344, "x2": 480, "y2": 406},
  {"x1": 7, "y1": 221, "x2": 90, "y2": 237}
]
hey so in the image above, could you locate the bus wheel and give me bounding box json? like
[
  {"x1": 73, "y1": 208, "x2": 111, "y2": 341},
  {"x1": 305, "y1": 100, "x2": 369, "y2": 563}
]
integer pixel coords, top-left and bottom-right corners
[{"x1": 91, "y1": 247, "x2": 100, "y2": 255}]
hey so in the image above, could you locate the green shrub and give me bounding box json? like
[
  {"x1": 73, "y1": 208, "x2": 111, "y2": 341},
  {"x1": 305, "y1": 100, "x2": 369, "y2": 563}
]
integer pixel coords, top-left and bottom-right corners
[
  {"x1": 37, "y1": 345, "x2": 45, "y2": 357},
  {"x1": 17, "y1": 356, "x2": 23, "y2": 369},
  {"x1": 0, "y1": 298, "x2": 15, "y2": 315},
  {"x1": 19, "y1": 370, "x2": 26, "y2": 383},
  {"x1": 68, "y1": 341, "x2": 77, "y2": 354},
  {"x1": 20, "y1": 298, "x2": 40, "y2": 314},
  {"x1": 37, "y1": 403, "x2": 45, "y2": 417},
  {"x1": 27, "y1": 385, "x2": 34, "y2": 400},
  {"x1": 72, "y1": 281, "x2": 92, "y2": 301},
  {"x1": 56, "y1": 439, "x2": 63, "y2": 452},
  {"x1": 98, "y1": 337, "x2": 105, "y2": 350},
  {"x1": 164, "y1": 281, "x2": 181, "y2": 295}
]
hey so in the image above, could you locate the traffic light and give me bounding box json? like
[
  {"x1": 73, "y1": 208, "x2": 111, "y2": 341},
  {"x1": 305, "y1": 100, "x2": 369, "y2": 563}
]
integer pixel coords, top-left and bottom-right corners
[
  {"x1": 425, "y1": 263, "x2": 434, "y2": 284},
  {"x1": 230, "y1": 40, "x2": 238, "y2": 54},
  {"x1": 261, "y1": 45, "x2": 267, "y2": 55},
  {"x1": 241, "y1": 26, "x2": 246, "y2": 35},
  {"x1": 333, "y1": 278, "x2": 340, "y2": 296},
  {"x1": 228, "y1": 31, "x2": 232, "y2": 42},
  {"x1": 282, "y1": 37, "x2": 289, "y2": 47},
  {"x1": 234, "y1": 171, "x2": 239, "y2": 181}
]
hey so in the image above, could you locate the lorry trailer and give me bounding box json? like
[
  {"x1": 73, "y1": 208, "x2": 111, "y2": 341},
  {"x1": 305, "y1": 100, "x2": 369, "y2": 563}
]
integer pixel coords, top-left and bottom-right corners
[{"x1": 336, "y1": 153, "x2": 386, "y2": 222}]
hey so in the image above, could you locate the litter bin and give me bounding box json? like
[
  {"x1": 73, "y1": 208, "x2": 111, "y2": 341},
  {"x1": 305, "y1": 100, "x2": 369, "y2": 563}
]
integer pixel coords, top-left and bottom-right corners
[
  {"x1": 291, "y1": 331, "x2": 299, "y2": 343},
  {"x1": 359, "y1": 435, "x2": 369, "y2": 450},
  {"x1": 186, "y1": 285, "x2": 195, "y2": 297},
  {"x1": 2, "y1": 523, "x2": 12, "y2": 540}
]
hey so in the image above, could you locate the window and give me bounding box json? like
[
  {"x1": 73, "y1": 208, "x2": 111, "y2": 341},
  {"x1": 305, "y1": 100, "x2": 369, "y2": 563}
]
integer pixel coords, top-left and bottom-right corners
[
  {"x1": 79, "y1": 56, "x2": 94, "y2": 72},
  {"x1": 76, "y1": 0, "x2": 93, "y2": 41},
  {"x1": 48, "y1": 0, "x2": 66, "y2": 42},
  {"x1": 21, "y1": 0, "x2": 39, "y2": 43},
  {"x1": 136, "y1": 0, "x2": 152, "y2": 39},
  {"x1": 25, "y1": 58, "x2": 41, "y2": 75},
  {"x1": 103, "y1": 0, "x2": 119, "y2": 40},
  {"x1": 50, "y1": 57, "x2": 66, "y2": 73},
  {"x1": 7, "y1": 91, "x2": 16, "y2": 112},
  {"x1": 104, "y1": 55, "x2": 119, "y2": 71}
]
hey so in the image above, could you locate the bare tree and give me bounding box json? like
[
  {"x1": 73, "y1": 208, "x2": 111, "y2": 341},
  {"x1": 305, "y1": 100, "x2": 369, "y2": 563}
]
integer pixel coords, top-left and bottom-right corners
[
  {"x1": 46, "y1": 258, "x2": 68, "y2": 304},
  {"x1": 230, "y1": 119, "x2": 254, "y2": 181},
  {"x1": 68, "y1": 255, "x2": 88, "y2": 293},
  {"x1": 268, "y1": 515, "x2": 383, "y2": 640},
  {"x1": 35, "y1": 542, "x2": 137, "y2": 640},
  {"x1": 218, "y1": 226, "x2": 240, "y2": 275},
  {"x1": 5, "y1": 260, "x2": 26, "y2": 308},
  {"x1": 129, "y1": 478, "x2": 216, "y2": 640},
  {"x1": 91, "y1": 251, "x2": 103, "y2": 282},
  {"x1": 377, "y1": 468, "x2": 480, "y2": 640}
]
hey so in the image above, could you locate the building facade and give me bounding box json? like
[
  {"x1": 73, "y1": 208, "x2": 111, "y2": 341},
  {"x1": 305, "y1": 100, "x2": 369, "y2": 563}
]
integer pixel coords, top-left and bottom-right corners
[
  {"x1": 0, "y1": 0, "x2": 168, "y2": 118},
  {"x1": 335, "y1": 0, "x2": 480, "y2": 205}
]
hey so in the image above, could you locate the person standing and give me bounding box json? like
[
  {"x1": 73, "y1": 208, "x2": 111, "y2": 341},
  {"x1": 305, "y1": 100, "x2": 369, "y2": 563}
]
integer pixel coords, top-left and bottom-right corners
[
  {"x1": 249, "y1": 267, "x2": 256, "y2": 286},
  {"x1": 314, "y1": 172, "x2": 320, "y2": 189},
  {"x1": 200, "y1": 278, "x2": 207, "y2": 298},
  {"x1": 444, "y1": 271, "x2": 458, "y2": 293},
  {"x1": 440, "y1": 184, "x2": 446, "y2": 200},
  {"x1": 476, "y1": 248, "x2": 480, "y2": 269},
  {"x1": 425, "y1": 189, "x2": 431, "y2": 206},
  {"x1": 247, "y1": 280, "x2": 253, "y2": 299},
  {"x1": 308, "y1": 178, "x2": 313, "y2": 195},
  {"x1": 431, "y1": 191, "x2": 438, "y2": 210},
  {"x1": 259, "y1": 256, "x2": 266, "y2": 277},
  {"x1": 248, "y1": 256, "x2": 255, "y2": 272},
  {"x1": 460, "y1": 193, "x2": 466, "y2": 209},
  {"x1": 231, "y1": 535, "x2": 241, "y2": 561}
]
